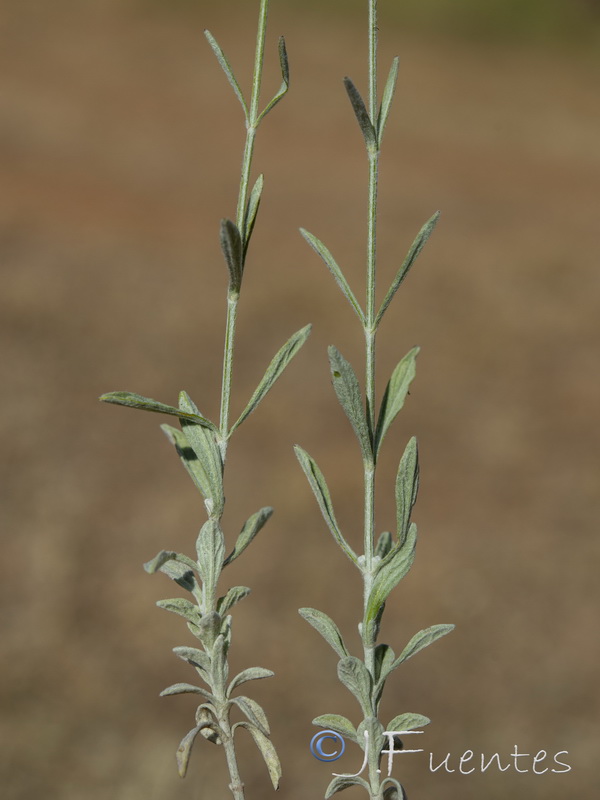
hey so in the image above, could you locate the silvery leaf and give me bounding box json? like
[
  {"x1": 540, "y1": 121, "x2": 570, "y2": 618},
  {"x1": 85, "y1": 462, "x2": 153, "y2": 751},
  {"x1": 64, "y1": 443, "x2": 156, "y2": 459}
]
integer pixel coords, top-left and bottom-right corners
[
  {"x1": 381, "y1": 778, "x2": 407, "y2": 800},
  {"x1": 343, "y1": 77, "x2": 377, "y2": 151},
  {"x1": 173, "y1": 646, "x2": 211, "y2": 680},
  {"x1": 328, "y1": 346, "x2": 372, "y2": 461},
  {"x1": 223, "y1": 507, "x2": 273, "y2": 566},
  {"x1": 373, "y1": 643, "x2": 395, "y2": 683},
  {"x1": 299, "y1": 607, "x2": 349, "y2": 660},
  {"x1": 161, "y1": 424, "x2": 211, "y2": 502},
  {"x1": 204, "y1": 30, "x2": 248, "y2": 119},
  {"x1": 179, "y1": 392, "x2": 224, "y2": 516},
  {"x1": 99, "y1": 391, "x2": 214, "y2": 428},
  {"x1": 211, "y1": 634, "x2": 228, "y2": 685},
  {"x1": 227, "y1": 666, "x2": 274, "y2": 696},
  {"x1": 374, "y1": 348, "x2": 419, "y2": 455},
  {"x1": 375, "y1": 531, "x2": 393, "y2": 559},
  {"x1": 325, "y1": 775, "x2": 370, "y2": 798},
  {"x1": 395, "y1": 437, "x2": 419, "y2": 546},
  {"x1": 160, "y1": 682, "x2": 213, "y2": 701},
  {"x1": 232, "y1": 325, "x2": 311, "y2": 431},
  {"x1": 234, "y1": 722, "x2": 281, "y2": 789},
  {"x1": 243, "y1": 174, "x2": 263, "y2": 258},
  {"x1": 231, "y1": 695, "x2": 270, "y2": 736},
  {"x1": 337, "y1": 657, "x2": 372, "y2": 714},
  {"x1": 176, "y1": 725, "x2": 204, "y2": 778},
  {"x1": 365, "y1": 524, "x2": 417, "y2": 628},
  {"x1": 196, "y1": 519, "x2": 225, "y2": 601},
  {"x1": 257, "y1": 36, "x2": 290, "y2": 122},
  {"x1": 294, "y1": 446, "x2": 358, "y2": 565},
  {"x1": 312, "y1": 714, "x2": 358, "y2": 744},
  {"x1": 357, "y1": 716, "x2": 385, "y2": 755},
  {"x1": 393, "y1": 623, "x2": 455, "y2": 667},
  {"x1": 387, "y1": 713, "x2": 430, "y2": 732},
  {"x1": 217, "y1": 586, "x2": 251, "y2": 615},
  {"x1": 377, "y1": 56, "x2": 399, "y2": 146},
  {"x1": 156, "y1": 597, "x2": 201, "y2": 626}
]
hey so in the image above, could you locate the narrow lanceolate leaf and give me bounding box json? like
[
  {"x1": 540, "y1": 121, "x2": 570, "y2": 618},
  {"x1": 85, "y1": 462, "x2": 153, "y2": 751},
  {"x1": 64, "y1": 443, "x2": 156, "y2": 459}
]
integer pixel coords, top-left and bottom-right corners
[
  {"x1": 99, "y1": 391, "x2": 215, "y2": 428},
  {"x1": 374, "y1": 531, "x2": 393, "y2": 559},
  {"x1": 377, "y1": 56, "x2": 399, "y2": 146},
  {"x1": 227, "y1": 667, "x2": 274, "y2": 696},
  {"x1": 217, "y1": 586, "x2": 251, "y2": 615},
  {"x1": 161, "y1": 424, "x2": 210, "y2": 501},
  {"x1": 325, "y1": 776, "x2": 370, "y2": 798},
  {"x1": 313, "y1": 714, "x2": 358, "y2": 744},
  {"x1": 394, "y1": 623, "x2": 455, "y2": 667},
  {"x1": 374, "y1": 347, "x2": 419, "y2": 454},
  {"x1": 396, "y1": 437, "x2": 419, "y2": 546},
  {"x1": 231, "y1": 325, "x2": 312, "y2": 432},
  {"x1": 204, "y1": 30, "x2": 248, "y2": 119},
  {"x1": 220, "y1": 218, "x2": 243, "y2": 294},
  {"x1": 365, "y1": 523, "x2": 418, "y2": 627},
  {"x1": 231, "y1": 695, "x2": 270, "y2": 736},
  {"x1": 235, "y1": 722, "x2": 282, "y2": 789},
  {"x1": 328, "y1": 346, "x2": 373, "y2": 462},
  {"x1": 257, "y1": 35, "x2": 290, "y2": 122},
  {"x1": 299, "y1": 607, "x2": 349, "y2": 660},
  {"x1": 243, "y1": 173, "x2": 264, "y2": 258},
  {"x1": 337, "y1": 657, "x2": 373, "y2": 714},
  {"x1": 387, "y1": 713, "x2": 430, "y2": 733},
  {"x1": 160, "y1": 682, "x2": 214, "y2": 701},
  {"x1": 373, "y1": 643, "x2": 396, "y2": 683},
  {"x1": 300, "y1": 229, "x2": 364, "y2": 322},
  {"x1": 211, "y1": 634, "x2": 228, "y2": 685},
  {"x1": 157, "y1": 597, "x2": 201, "y2": 626},
  {"x1": 294, "y1": 446, "x2": 358, "y2": 565},
  {"x1": 179, "y1": 392, "x2": 224, "y2": 517},
  {"x1": 343, "y1": 77, "x2": 377, "y2": 151},
  {"x1": 196, "y1": 519, "x2": 225, "y2": 599},
  {"x1": 176, "y1": 725, "x2": 204, "y2": 778},
  {"x1": 223, "y1": 507, "x2": 273, "y2": 566},
  {"x1": 375, "y1": 212, "x2": 440, "y2": 327}
]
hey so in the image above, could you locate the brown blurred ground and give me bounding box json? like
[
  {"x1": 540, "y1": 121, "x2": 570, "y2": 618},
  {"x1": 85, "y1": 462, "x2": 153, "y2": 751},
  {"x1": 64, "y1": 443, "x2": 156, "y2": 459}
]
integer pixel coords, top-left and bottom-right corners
[{"x1": 1, "y1": 1, "x2": 599, "y2": 798}]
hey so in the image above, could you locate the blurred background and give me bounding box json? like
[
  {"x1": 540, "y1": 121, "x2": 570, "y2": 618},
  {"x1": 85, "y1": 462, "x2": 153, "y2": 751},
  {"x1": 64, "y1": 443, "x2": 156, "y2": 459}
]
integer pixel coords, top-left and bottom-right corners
[{"x1": 1, "y1": 0, "x2": 599, "y2": 798}]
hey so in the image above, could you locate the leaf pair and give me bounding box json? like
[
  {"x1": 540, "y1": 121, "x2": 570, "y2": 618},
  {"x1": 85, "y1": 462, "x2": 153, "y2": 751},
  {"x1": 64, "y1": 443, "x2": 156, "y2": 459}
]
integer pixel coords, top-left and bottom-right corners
[
  {"x1": 343, "y1": 56, "x2": 399, "y2": 151},
  {"x1": 220, "y1": 173, "x2": 264, "y2": 293}
]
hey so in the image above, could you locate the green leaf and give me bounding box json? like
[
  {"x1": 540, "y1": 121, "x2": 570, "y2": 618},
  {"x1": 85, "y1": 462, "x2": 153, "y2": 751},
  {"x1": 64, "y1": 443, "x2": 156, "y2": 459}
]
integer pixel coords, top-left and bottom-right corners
[
  {"x1": 99, "y1": 391, "x2": 215, "y2": 428},
  {"x1": 157, "y1": 597, "x2": 201, "y2": 626},
  {"x1": 160, "y1": 682, "x2": 214, "y2": 701},
  {"x1": 176, "y1": 725, "x2": 204, "y2": 778},
  {"x1": 365, "y1": 523, "x2": 418, "y2": 627},
  {"x1": 179, "y1": 392, "x2": 224, "y2": 517},
  {"x1": 235, "y1": 722, "x2": 282, "y2": 789},
  {"x1": 357, "y1": 716, "x2": 385, "y2": 755},
  {"x1": 343, "y1": 77, "x2": 377, "y2": 151},
  {"x1": 374, "y1": 531, "x2": 393, "y2": 559},
  {"x1": 373, "y1": 643, "x2": 395, "y2": 683},
  {"x1": 223, "y1": 507, "x2": 273, "y2": 566},
  {"x1": 328, "y1": 346, "x2": 372, "y2": 461},
  {"x1": 173, "y1": 646, "x2": 211, "y2": 679},
  {"x1": 217, "y1": 586, "x2": 251, "y2": 615},
  {"x1": 394, "y1": 623, "x2": 455, "y2": 667},
  {"x1": 220, "y1": 218, "x2": 243, "y2": 294},
  {"x1": 228, "y1": 666, "x2": 274, "y2": 696},
  {"x1": 375, "y1": 212, "x2": 440, "y2": 327},
  {"x1": 232, "y1": 325, "x2": 312, "y2": 432},
  {"x1": 325, "y1": 776, "x2": 370, "y2": 798},
  {"x1": 381, "y1": 778, "x2": 407, "y2": 800},
  {"x1": 312, "y1": 714, "x2": 358, "y2": 744},
  {"x1": 161, "y1": 424, "x2": 210, "y2": 501},
  {"x1": 396, "y1": 437, "x2": 419, "y2": 546},
  {"x1": 299, "y1": 229, "x2": 364, "y2": 322},
  {"x1": 299, "y1": 607, "x2": 349, "y2": 660},
  {"x1": 231, "y1": 695, "x2": 270, "y2": 736},
  {"x1": 294, "y1": 446, "x2": 358, "y2": 565},
  {"x1": 377, "y1": 57, "x2": 399, "y2": 146},
  {"x1": 374, "y1": 347, "x2": 419, "y2": 454},
  {"x1": 243, "y1": 173, "x2": 263, "y2": 258},
  {"x1": 204, "y1": 29, "x2": 248, "y2": 119},
  {"x1": 387, "y1": 713, "x2": 430, "y2": 732},
  {"x1": 196, "y1": 519, "x2": 225, "y2": 600},
  {"x1": 337, "y1": 656, "x2": 372, "y2": 714},
  {"x1": 257, "y1": 36, "x2": 290, "y2": 122}
]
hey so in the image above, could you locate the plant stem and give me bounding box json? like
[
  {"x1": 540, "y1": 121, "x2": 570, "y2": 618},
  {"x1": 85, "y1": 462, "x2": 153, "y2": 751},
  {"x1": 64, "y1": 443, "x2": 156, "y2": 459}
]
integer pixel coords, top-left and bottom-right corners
[{"x1": 219, "y1": 0, "x2": 270, "y2": 457}]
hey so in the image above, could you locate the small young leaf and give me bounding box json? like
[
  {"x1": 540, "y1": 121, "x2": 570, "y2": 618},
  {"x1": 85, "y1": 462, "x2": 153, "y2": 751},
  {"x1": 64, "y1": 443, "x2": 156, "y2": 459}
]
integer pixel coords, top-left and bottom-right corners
[
  {"x1": 337, "y1": 657, "x2": 372, "y2": 714},
  {"x1": 394, "y1": 623, "x2": 455, "y2": 667},
  {"x1": 257, "y1": 36, "x2": 290, "y2": 122},
  {"x1": 387, "y1": 712, "x2": 430, "y2": 732},
  {"x1": 223, "y1": 507, "x2": 273, "y2": 566},
  {"x1": 375, "y1": 212, "x2": 440, "y2": 326},
  {"x1": 373, "y1": 643, "x2": 395, "y2": 683},
  {"x1": 243, "y1": 173, "x2": 264, "y2": 258},
  {"x1": 365, "y1": 524, "x2": 418, "y2": 627},
  {"x1": 160, "y1": 682, "x2": 214, "y2": 701},
  {"x1": 217, "y1": 586, "x2": 251, "y2": 615},
  {"x1": 196, "y1": 706, "x2": 223, "y2": 744},
  {"x1": 179, "y1": 392, "x2": 224, "y2": 517},
  {"x1": 176, "y1": 725, "x2": 204, "y2": 778},
  {"x1": 231, "y1": 695, "x2": 270, "y2": 736},
  {"x1": 99, "y1": 391, "x2": 215, "y2": 428},
  {"x1": 325, "y1": 776, "x2": 370, "y2": 798},
  {"x1": 299, "y1": 229, "x2": 364, "y2": 322},
  {"x1": 377, "y1": 56, "x2": 399, "y2": 146},
  {"x1": 220, "y1": 218, "x2": 243, "y2": 294},
  {"x1": 328, "y1": 346, "x2": 372, "y2": 461},
  {"x1": 235, "y1": 722, "x2": 282, "y2": 789},
  {"x1": 374, "y1": 347, "x2": 419, "y2": 454},
  {"x1": 374, "y1": 531, "x2": 393, "y2": 559},
  {"x1": 196, "y1": 519, "x2": 225, "y2": 599},
  {"x1": 294, "y1": 446, "x2": 358, "y2": 565},
  {"x1": 228, "y1": 667, "x2": 274, "y2": 696},
  {"x1": 204, "y1": 30, "x2": 248, "y2": 119},
  {"x1": 299, "y1": 607, "x2": 349, "y2": 660},
  {"x1": 396, "y1": 437, "x2": 419, "y2": 546},
  {"x1": 157, "y1": 597, "x2": 201, "y2": 626},
  {"x1": 231, "y1": 325, "x2": 311, "y2": 432},
  {"x1": 343, "y1": 77, "x2": 377, "y2": 151},
  {"x1": 313, "y1": 714, "x2": 358, "y2": 744}
]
